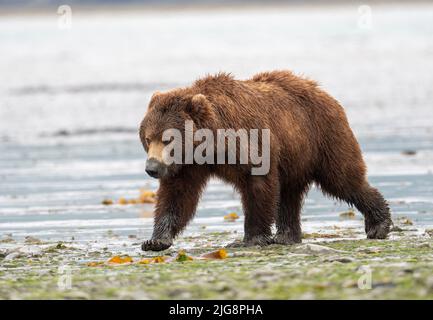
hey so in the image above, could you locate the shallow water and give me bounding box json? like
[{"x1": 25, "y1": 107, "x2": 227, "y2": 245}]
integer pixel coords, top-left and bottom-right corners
[{"x1": 1, "y1": 3, "x2": 433, "y2": 249}]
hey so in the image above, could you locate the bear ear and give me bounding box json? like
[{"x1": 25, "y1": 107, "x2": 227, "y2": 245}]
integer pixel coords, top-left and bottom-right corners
[
  {"x1": 152, "y1": 91, "x2": 162, "y2": 100},
  {"x1": 185, "y1": 94, "x2": 215, "y2": 126},
  {"x1": 148, "y1": 91, "x2": 162, "y2": 111},
  {"x1": 191, "y1": 93, "x2": 207, "y2": 104}
]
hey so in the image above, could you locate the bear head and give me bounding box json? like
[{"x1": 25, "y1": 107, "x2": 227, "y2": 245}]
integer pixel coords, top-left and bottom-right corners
[{"x1": 139, "y1": 90, "x2": 214, "y2": 179}]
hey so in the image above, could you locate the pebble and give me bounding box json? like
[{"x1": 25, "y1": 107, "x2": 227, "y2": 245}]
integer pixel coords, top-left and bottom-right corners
[
  {"x1": 5, "y1": 252, "x2": 21, "y2": 261},
  {"x1": 425, "y1": 229, "x2": 433, "y2": 237},
  {"x1": 0, "y1": 236, "x2": 15, "y2": 243},
  {"x1": 415, "y1": 243, "x2": 431, "y2": 249},
  {"x1": 18, "y1": 246, "x2": 43, "y2": 257},
  {"x1": 295, "y1": 244, "x2": 344, "y2": 254},
  {"x1": 0, "y1": 249, "x2": 10, "y2": 258},
  {"x1": 24, "y1": 236, "x2": 43, "y2": 244},
  {"x1": 63, "y1": 291, "x2": 91, "y2": 300},
  {"x1": 324, "y1": 256, "x2": 355, "y2": 263}
]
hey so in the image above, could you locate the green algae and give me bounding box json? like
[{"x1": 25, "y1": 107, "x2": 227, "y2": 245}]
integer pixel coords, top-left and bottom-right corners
[{"x1": 0, "y1": 231, "x2": 432, "y2": 299}]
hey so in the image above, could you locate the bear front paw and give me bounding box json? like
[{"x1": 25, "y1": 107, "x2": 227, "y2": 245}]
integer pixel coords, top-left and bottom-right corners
[
  {"x1": 141, "y1": 239, "x2": 172, "y2": 251},
  {"x1": 366, "y1": 218, "x2": 392, "y2": 239}
]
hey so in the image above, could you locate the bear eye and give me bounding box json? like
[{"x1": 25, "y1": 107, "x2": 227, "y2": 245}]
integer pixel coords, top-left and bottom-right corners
[{"x1": 145, "y1": 137, "x2": 151, "y2": 146}]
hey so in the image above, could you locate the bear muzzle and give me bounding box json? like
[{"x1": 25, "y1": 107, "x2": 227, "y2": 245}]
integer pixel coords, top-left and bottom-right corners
[{"x1": 145, "y1": 158, "x2": 168, "y2": 179}]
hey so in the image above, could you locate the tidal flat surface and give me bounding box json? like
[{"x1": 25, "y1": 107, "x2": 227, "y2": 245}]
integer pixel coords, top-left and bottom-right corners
[{"x1": 0, "y1": 2, "x2": 433, "y2": 299}]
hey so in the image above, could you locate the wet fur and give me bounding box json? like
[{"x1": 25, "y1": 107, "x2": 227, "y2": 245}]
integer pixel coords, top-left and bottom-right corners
[{"x1": 140, "y1": 70, "x2": 392, "y2": 251}]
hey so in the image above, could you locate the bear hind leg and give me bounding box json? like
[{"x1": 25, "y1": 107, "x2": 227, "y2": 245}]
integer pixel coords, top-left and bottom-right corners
[
  {"x1": 319, "y1": 176, "x2": 392, "y2": 239},
  {"x1": 274, "y1": 184, "x2": 307, "y2": 245},
  {"x1": 347, "y1": 184, "x2": 392, "y2": 239},
  {"x1": 228, "y1": 174, "x2": 279, "y2": 247}
]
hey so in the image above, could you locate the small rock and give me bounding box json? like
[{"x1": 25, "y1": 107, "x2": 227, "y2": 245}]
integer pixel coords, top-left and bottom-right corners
[
  {"x1": 302, "y1": 232, "x2": 340, "y2": 239},
  {"x1": 401, "y1": 150, "x2": 417, "y2": 156},
  {"x1": 117, "y1": 290, "x2": 151, "y2": 300},
  {"x1": 373, "y1": 281, "x2": 395, "y2": 289},
  {"x1": 167, "y1": 288, "x2": 193, "y2": 299},
  {"x1": 324, "y1": 256, "x2": 355, "y2": 263},
  {"x1": 231, "y1": 251, "x2": 262, "y2": 258},
  {"x1": 295, "y1": 244, "x2": 343, "y2": 254},
  {"x1": 18, "y1": 246, "x2": 43, "y2": 257},
  {"x1": 56, "y1": 242, "x2": 67, "y2": 249},
  {"x1": 4, "y1": 252, "x2": 21, "y2": 261},
  {"x1": 63, "y1": 291, "x2": 91, "y2": 300},
  {"x1": 299, "y1": 292, "x2": 315, "y2": 300},
  {"x1": 425, "y1": 229, "x2": 433, "y2": 237},
  {"x1": 342, "y1": 280, "x2": 358, "y2": 288},
  {"x1": 0, "y1": 250, "x2": 8, "y2": 258},
  {"x1": 359, "y1": 247, "x2": 381, "y2": 254},
  {"x1": 25, "y1": 236, "x2": 43, "y2": 244},
  {"x1": 0, "y1": 236, "x2": 15, "y2": 243},
  {"x1": 416, "y1": 243, "x2": 431, "y2": 249}
]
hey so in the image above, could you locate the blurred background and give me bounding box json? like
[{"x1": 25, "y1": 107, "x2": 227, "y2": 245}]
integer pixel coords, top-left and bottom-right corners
[{"x1": 0, "y1": 0, "x2": 432, "y2": 248}]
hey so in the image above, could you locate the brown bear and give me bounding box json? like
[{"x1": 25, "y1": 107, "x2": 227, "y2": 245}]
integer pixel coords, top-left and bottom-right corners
[{"x1": 139, "y1": 70, "x2": 392, "y2": 251}]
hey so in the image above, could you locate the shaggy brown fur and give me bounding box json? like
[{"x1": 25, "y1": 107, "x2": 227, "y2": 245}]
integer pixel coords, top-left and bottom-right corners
[{"x1": 139, "y1": 70, "x2": 392, "y2": 251}]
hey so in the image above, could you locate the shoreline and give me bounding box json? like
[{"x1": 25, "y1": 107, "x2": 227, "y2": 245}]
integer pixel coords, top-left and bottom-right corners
[{"x1": 0, "y1": 0, "x2": 432, "y2": 17}]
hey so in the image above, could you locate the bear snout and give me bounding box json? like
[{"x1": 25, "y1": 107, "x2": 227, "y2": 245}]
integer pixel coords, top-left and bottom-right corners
[{"x1": 145, "y1": 158, "x2": 167, "y2": 179}]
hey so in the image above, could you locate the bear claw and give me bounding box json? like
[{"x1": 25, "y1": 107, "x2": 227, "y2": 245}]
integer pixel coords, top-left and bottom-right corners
[
  {"x1": 141, "y1": 239, "x2": 172, "y2": 251},
  {"x1": 366, "y1": 218, "x2": 392, "y2": 239}
]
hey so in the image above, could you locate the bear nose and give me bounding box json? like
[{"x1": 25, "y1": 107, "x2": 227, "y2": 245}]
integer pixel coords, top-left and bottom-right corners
[{"x1": 145, "y1": 158, "x2": 162, "y2": 178}]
